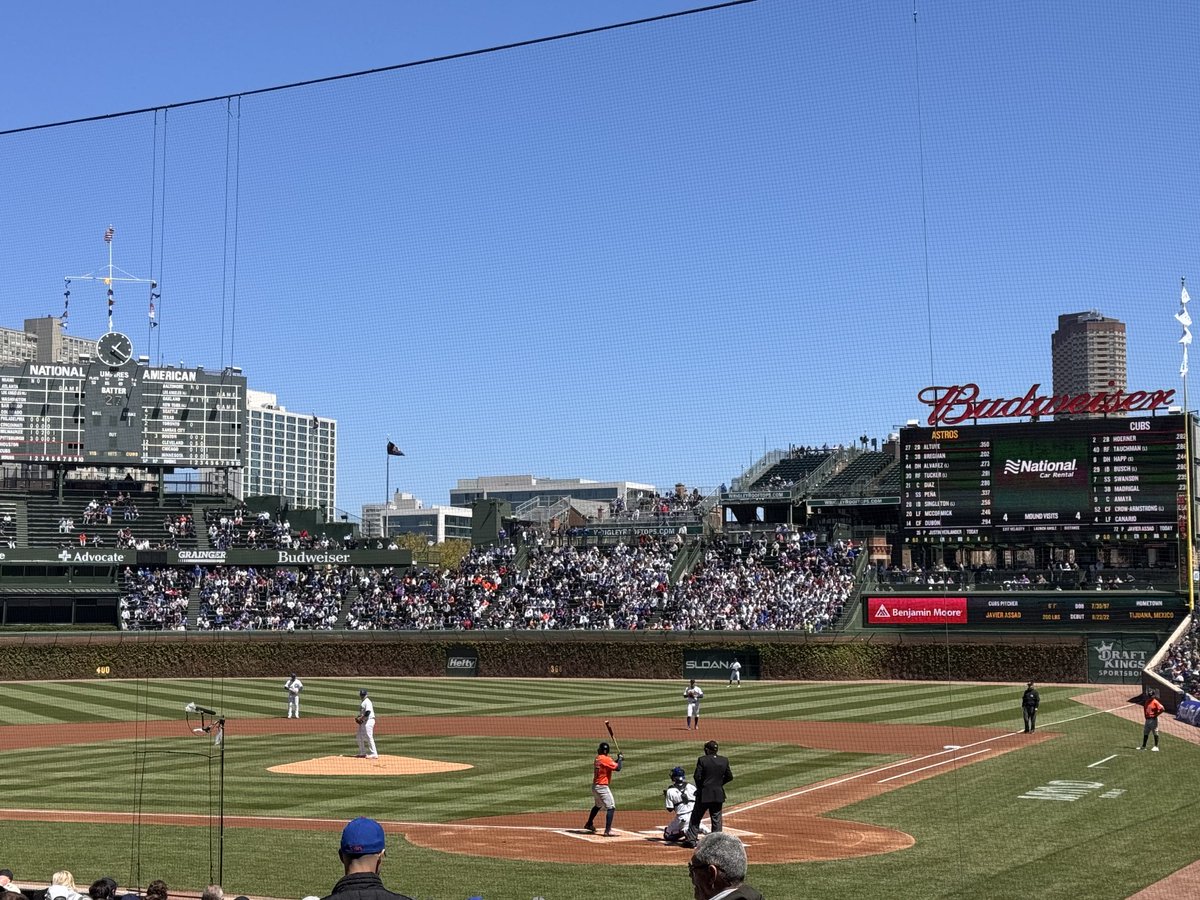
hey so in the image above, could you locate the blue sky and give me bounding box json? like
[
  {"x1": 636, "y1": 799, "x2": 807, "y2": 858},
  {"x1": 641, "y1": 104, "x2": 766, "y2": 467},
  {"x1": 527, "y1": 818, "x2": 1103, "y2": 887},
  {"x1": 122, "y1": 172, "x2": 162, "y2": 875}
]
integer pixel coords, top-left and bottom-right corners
[{"x1": 2, "y1": 0, "x2": 1199, "y2": 518}]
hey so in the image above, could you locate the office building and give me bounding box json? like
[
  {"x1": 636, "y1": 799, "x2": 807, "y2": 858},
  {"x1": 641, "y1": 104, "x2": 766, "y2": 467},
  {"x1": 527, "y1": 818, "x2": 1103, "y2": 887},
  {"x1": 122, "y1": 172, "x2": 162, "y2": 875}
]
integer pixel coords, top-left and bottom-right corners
[
  {"x1": 1051, "y1": 310, "x2": 1127, "y2": 417},
  {"x1": 0, "y1": 317, "x2": 98, "y2": 366},
  {"x1": 245, "y1": 389, "x2": 337, "y2": 513},
  {"x1": 361, "y1": 491, "x2": 472, "y2": 543}
]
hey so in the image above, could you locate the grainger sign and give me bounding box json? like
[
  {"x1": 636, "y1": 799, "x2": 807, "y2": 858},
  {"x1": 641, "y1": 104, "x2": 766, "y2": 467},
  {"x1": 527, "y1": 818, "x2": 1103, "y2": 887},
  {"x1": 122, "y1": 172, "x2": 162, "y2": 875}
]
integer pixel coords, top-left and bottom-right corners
[{"x1": 917, "y1": 383, "x2": 1175, "y2": 427}]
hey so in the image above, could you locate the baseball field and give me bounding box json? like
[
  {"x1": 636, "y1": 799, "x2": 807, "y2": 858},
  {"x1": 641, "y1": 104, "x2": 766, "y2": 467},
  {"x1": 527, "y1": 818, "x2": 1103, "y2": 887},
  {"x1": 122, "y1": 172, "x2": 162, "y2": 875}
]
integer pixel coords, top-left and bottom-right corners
[{"x1": 1, "y1": 676, "x2": 1198, "y2": 900}]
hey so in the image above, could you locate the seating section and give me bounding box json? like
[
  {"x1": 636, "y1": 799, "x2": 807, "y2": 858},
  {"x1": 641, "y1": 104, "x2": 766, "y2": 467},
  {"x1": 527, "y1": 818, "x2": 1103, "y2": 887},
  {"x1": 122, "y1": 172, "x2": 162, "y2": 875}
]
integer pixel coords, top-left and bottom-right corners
[
  {"x1": 1159, "y1": 618, "x2": 1199, "y2": 695},
  {"x1": 750, "y1": 450, "x2": 834, "y2": 489},
  {"x1": 816, "y1": 451, "x2": 892, "y2": 495},
  {"x1": 23, "y1": 492, "x2": 197, "y2": 550}
]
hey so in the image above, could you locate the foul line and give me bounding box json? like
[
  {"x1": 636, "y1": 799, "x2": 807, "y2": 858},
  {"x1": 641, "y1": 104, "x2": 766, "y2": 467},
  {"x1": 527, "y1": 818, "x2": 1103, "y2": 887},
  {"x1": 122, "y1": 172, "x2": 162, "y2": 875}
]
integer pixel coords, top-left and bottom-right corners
[
  {"x1": 876, "y1": 749, "x2": 989, "y2": 783},
  {"x1": 727, "y1": 704, "x2": 1130, "y2": 820},
  {"x1": 1087, "y1": 754, "x2": 1118, "y2": 768}
]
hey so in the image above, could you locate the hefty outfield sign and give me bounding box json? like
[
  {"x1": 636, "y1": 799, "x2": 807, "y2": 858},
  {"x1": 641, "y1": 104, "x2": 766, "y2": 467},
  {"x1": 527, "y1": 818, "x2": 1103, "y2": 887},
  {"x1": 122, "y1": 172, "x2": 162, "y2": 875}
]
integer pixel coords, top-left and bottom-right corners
[
  {"x1": 445, "y1": 645, "x2": 479, "y2": 677},
  {"x1": 866, "y1": 596, "x2": 967, "y2": 625}
]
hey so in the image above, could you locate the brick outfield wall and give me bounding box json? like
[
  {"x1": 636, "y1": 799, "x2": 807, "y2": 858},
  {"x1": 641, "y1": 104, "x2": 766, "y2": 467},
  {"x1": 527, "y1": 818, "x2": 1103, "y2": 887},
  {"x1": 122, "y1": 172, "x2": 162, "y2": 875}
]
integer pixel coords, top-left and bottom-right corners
[{"x1": 0, "y1": 631, "x2": 1091, "y2": 683}]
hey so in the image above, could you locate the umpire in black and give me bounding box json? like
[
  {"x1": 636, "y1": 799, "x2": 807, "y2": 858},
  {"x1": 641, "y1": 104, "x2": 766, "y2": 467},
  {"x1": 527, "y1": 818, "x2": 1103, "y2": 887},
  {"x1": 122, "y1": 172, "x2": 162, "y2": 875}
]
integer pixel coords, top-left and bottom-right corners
[
  {"x1": 683, "y1": 740, "x2": 733, "y2": 848},
  {"x1": 1022, "y1": 681, "x2": 1041, "y2": 733}
]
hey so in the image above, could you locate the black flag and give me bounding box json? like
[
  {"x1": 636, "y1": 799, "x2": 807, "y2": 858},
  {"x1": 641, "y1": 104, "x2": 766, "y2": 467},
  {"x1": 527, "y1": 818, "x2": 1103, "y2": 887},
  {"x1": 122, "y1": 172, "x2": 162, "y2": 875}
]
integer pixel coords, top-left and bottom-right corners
[{"x1": 386, "y1": 441, "x2": 405, "y2": 457}]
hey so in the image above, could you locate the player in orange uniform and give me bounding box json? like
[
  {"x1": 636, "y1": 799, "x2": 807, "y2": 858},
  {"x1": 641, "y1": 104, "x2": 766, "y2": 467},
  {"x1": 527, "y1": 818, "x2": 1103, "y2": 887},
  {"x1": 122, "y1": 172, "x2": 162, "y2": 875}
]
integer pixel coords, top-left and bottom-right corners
[
  {"x1": 583, "y1": 742, "x2": 624, "y2": 837},
  {"x1": 1139, "y1": 688, "x2": 1165, "y2": 751}
]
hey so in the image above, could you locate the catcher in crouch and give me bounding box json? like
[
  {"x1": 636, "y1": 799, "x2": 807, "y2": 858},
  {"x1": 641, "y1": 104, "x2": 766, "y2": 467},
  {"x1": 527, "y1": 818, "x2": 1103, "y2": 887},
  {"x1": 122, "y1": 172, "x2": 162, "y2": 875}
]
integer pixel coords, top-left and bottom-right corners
[{"x1": 663, "y1": 766, "x2": 710, "y2": 843}]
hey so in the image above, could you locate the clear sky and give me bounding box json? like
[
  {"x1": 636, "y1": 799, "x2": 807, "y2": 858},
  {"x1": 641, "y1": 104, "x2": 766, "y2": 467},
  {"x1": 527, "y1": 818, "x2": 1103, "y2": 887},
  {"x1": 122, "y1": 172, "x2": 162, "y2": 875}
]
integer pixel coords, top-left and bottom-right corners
[{"x1": 2, "y1": 1, "x2": 1198, "y2": 519}]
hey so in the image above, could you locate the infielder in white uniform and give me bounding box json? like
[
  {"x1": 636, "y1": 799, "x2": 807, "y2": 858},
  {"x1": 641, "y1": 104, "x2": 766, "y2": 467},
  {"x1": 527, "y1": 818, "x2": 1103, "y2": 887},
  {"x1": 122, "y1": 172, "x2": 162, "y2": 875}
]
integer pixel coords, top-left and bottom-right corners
[
  {"x1": 356, "y1": 688, "x2": 378, "y2": 759},
  {"x1": 285, "y1": 673, "x2": 303, "y2": 718},
  {"x1": 663, "y1": 766, "x2": 710, "y2": 842},
  {"x1": 729, "y1": 660, "x2": 742, "y2": 687},
  {"x1": 684, "y1": 678, "x2": 704, "y2": 730}
]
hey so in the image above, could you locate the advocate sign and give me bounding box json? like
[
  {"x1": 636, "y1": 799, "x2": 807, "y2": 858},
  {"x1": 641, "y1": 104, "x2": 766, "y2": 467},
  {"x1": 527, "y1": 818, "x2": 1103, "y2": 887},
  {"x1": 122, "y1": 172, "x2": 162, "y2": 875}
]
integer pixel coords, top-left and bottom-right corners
[
  {"x1": 918, "y1": 383, "x2": 1175, "y2": 427},
  {"x1": 866, "y1": 596, "x2": 968, "y2": 625}
]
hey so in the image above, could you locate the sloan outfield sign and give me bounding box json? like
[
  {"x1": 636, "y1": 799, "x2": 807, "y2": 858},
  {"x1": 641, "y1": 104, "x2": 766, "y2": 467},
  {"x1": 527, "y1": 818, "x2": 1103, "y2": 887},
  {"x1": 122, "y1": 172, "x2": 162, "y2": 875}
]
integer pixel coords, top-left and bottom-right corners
[{"x1": 683, "y1": 648, "x2": 759, "y2": 680}]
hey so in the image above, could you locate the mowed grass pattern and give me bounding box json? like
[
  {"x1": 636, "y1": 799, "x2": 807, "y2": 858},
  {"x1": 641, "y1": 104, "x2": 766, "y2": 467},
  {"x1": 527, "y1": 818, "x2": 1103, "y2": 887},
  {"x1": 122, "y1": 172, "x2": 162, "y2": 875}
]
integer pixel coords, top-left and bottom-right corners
[
  {"x1": 0, "y1": 676, "x2": 1092, "y2": 728},
  {"x1": 4, "y1": 676, "x2": 1198, "y2": 900}
]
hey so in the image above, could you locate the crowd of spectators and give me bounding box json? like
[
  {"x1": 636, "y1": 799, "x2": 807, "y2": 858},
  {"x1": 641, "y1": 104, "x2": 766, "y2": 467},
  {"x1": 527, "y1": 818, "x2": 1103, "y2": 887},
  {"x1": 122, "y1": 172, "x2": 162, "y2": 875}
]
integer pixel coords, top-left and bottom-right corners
[
  {"x1": 194, "y1": 565, "x2": 352, "y2": 630},
  {"x1": 607, "y1": 486, "x2": 705, "y2": 521},
  {"x1": 204, "y1": 507, "x2": 356, "y2": 552},
  {"x1": 1159, "y1": 618, "x2": 1200, "y2": 697},
  {"x1": 661, "y1": 534, "x2": 856, "y2": 632},
  {"x1": 117, "y1": 531, "x2": 860, "y2": 633},
  {"x1": 118, "y1": 566, "x2": 196, "y2": 630}
]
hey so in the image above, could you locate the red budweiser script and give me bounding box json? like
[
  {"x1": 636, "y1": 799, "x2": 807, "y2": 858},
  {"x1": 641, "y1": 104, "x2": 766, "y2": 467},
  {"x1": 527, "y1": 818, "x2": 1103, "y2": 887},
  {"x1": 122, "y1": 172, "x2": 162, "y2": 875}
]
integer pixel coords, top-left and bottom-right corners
[
  {"x1": 917, "y1": 383, "x2": 1175, "y2": 427},
  {"x1": 867, "y1": 596, "x2": 967, "y2": 625}
]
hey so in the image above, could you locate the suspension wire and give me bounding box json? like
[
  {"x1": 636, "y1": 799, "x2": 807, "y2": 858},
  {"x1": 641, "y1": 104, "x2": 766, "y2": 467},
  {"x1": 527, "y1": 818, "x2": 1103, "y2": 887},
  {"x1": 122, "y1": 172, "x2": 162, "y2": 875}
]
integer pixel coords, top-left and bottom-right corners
[
  {"x1": 147, "y1": 111, "x2": 158, "y2": 355},
  {"x1": 913, "y1": 2, "x2": 934, "y2": 384},
  {"x1": 230, "y1": 95, "x2": 242, "y2": 370},
  {"x1": 0, "y1": 1, "x2": 758, "y2": 137},
  {"x1": 220, "y1": 98, "x2": 232, "y2": 371},
  {"x1": 156, "y1": 109, "x2": 168, "y2": 367}
]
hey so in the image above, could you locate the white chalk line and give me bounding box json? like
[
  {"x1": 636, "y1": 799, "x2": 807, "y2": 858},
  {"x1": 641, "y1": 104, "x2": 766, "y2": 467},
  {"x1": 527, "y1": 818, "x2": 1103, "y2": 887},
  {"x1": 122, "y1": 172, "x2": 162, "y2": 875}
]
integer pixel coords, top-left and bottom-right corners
[
  {"x1": 1087, "y1": 754, "x2": 1118, "y2": 769},
  {"x1": 876, "y1": 749, "x2": 989, "y2": 783},
  {"x1": 726, "y1": 704, "x2": 1129, "y2": 820}
]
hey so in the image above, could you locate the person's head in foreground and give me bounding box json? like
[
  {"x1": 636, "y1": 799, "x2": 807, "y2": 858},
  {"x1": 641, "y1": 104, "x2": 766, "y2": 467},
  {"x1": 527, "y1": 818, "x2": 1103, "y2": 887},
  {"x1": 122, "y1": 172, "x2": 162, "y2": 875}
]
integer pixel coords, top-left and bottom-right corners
[
  {"x1": 688, "y1": 833, "x2": 754, "y2": 900},
  {"x1": 340, "y1": 817, "x2": 387, "y2": 874}
]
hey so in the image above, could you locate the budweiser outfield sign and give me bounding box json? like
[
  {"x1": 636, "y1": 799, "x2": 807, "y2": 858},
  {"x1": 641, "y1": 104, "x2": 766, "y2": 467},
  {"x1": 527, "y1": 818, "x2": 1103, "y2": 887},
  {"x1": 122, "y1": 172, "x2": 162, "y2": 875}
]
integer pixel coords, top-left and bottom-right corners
[
  {"x1": 866, "y1": 596, "x2": 967, "y2": 625},
  {"x1": 918, "y1": 383, "x2": 1175, "y2": 426}
]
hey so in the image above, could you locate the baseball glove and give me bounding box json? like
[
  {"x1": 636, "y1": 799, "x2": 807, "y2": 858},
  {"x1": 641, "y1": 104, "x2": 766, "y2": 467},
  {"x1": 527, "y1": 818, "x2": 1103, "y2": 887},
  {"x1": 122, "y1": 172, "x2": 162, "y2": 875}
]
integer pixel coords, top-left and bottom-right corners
[{"x1": 355, "y1": 713, "x2": 367, "y2": 725}]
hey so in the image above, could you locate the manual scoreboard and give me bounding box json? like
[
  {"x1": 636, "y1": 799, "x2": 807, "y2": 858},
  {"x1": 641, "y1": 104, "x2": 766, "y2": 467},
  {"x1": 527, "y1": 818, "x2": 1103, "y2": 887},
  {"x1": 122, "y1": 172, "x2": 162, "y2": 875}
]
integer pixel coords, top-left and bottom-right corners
[
  {"x1": 902, "y1": 416, "x2": 1187, "y2": 541},
  {"x1": 0, "y1": 344, "x2": 246, "y2": 468}
]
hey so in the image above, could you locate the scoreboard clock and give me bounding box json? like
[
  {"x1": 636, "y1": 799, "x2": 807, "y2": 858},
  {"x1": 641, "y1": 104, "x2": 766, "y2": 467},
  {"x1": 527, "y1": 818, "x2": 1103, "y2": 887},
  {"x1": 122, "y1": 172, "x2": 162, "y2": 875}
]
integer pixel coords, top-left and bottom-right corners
[
  {"x1": 901, "y1": 416, "x2": 1188, "y2": 541},
  {"x1": 0, "y1": 348, "x2": 247, "y2": 468}
]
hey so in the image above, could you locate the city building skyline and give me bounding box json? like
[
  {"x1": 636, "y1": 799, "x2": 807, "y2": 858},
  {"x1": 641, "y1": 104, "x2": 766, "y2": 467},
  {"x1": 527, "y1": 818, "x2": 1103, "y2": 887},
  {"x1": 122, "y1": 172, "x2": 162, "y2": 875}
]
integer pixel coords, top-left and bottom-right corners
[{"x1": 1051, "y1": 310, "x2": 1128, "y2": 418}]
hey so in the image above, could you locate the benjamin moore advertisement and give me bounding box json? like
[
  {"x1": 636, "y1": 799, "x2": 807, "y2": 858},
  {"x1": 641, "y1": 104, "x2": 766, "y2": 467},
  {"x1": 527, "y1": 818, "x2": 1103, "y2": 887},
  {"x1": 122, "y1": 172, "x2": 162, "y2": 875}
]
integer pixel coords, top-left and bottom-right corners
[
  {"x1": 683, "y1": 648, "x2": 759, "y2": 680},
  {"x1": 1086, "y1": 635, "x2": 1158, "y2": 684}
]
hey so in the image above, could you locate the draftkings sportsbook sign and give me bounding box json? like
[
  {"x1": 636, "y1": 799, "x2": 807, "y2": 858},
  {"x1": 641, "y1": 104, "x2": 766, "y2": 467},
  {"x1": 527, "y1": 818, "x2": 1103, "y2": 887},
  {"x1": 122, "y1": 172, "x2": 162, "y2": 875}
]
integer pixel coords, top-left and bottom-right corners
[
  {"x1": 1086, "y1": 636, "x2": 1158, "y2": 684},
  {"x1": 683, "y1": 649, "x2": 759, "y2": 680}
]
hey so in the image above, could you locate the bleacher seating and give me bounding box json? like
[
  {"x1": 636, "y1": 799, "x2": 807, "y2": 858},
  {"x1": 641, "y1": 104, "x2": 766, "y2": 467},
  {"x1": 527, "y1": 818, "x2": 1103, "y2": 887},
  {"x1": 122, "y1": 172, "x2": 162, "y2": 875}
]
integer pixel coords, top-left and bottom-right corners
[
  {"x1": 816, "y1": 451, "x2": 892, "y2": 496},
  {"x1": 874, "y1": 460, "x2": 902, "y2": 495},
  {"x1": 750, "y1": 451, "x2": 834, "y2": 489},
  {"x1": 22, "y1": 492, "x2": 198, "y2": 550}
]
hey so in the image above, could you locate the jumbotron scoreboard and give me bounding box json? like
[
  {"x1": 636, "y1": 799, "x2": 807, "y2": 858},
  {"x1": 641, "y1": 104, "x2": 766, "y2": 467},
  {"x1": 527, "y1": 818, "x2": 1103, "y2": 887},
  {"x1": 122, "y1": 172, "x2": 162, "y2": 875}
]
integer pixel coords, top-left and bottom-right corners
[
  {"x1": 902, "y1": 415, "x2": 1187, "y2": 541},
  {"x1": 0, "y1": 333, "x2": 246, "y2": 468}
]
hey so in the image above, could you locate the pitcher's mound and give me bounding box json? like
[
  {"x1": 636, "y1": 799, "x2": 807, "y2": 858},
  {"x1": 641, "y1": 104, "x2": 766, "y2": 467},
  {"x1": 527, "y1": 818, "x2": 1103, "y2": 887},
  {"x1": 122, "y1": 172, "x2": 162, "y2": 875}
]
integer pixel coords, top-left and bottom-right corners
[{"x1": 269, "y1": 755, "x2": 473, "y2": 776}]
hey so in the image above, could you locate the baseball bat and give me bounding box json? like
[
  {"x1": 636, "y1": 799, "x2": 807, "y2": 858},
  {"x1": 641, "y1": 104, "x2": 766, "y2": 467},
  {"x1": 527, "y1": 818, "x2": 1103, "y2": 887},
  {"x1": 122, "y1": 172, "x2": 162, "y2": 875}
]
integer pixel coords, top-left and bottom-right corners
[{"x1": 604, "y1": 719, "x2": 622, "y2": 757}]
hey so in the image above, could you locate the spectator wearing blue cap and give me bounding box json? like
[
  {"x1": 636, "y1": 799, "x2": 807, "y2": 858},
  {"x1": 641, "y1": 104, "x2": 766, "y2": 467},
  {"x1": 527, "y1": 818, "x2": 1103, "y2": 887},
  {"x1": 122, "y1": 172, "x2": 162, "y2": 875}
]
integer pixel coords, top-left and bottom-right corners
[{"x1": 320, "y1": 817, "x2": 415, "y2": 900}]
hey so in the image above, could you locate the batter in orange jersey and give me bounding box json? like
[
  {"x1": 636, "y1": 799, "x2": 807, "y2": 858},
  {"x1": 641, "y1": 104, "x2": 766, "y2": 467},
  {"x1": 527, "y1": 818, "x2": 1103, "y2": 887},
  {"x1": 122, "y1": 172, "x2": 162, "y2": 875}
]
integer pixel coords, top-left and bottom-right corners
[{"x1": 582, "y1": 741, "x2": 624, "y2": 837}]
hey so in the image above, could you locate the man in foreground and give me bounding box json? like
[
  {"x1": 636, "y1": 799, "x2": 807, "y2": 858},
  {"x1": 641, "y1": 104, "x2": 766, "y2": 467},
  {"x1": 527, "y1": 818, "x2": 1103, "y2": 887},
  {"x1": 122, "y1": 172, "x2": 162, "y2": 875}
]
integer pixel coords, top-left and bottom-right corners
[
  {"x1": 687, "y1": 833, "x2": 763, "y2": 900},
  {"x1": 321, "y1": 816, "x2": 415, "y2": 900}
]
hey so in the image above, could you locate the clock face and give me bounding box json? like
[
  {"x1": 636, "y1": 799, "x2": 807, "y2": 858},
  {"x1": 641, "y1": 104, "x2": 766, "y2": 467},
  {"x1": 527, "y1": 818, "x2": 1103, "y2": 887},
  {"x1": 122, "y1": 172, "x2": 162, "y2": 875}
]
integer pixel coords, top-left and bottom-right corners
[{"x1": 97, "y1": 331, "x2": 134, "y2": 367}]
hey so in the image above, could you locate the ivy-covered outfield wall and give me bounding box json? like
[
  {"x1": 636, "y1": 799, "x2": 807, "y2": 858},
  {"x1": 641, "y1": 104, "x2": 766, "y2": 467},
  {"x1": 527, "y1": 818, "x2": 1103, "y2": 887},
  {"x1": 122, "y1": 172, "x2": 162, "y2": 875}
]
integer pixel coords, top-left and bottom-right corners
[{"x1": 0, "y1": 631, "x2": 1094, "y2": 683}]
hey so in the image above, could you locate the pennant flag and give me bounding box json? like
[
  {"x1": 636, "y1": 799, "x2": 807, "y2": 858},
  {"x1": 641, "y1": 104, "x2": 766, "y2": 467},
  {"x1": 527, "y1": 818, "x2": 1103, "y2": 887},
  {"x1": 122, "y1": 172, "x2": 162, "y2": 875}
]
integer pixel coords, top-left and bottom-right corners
[
  {"x1": 1181, "y1": 280, "x2": 1192, "y2": 377},
  {"x1": 104, "y1": 226, "x2": 114, "y2": 243},
  {"x1": 386, "y1": 441, "x2": 405, "y2": 457}
]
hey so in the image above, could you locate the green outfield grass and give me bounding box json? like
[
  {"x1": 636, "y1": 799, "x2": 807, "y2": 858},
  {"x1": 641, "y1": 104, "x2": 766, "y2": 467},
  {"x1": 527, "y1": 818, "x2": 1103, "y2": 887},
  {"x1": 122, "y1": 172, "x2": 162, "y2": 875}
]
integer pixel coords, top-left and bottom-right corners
[{"x1": 1, "y1": 677, "x2": 1196, "y2": 900}]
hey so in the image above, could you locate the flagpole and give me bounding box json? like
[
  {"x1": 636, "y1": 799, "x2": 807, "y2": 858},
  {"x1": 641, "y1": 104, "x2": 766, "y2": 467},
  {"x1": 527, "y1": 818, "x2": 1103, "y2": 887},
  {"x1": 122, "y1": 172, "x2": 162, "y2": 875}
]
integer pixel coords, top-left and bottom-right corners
[
  {"x1": 385, "y1": 441, "x2": 391, "y2": 540},
  {"x1": 1180, "y1": 278, "x2": 1195, "y2": 611}
]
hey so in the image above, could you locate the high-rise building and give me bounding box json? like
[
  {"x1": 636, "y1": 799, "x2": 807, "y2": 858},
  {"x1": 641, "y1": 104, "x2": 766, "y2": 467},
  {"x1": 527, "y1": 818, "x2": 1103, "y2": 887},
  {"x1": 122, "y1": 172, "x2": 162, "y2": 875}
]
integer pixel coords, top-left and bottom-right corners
[
  {"x1": 0, "y1": 317, "x2": 98, "y2": 366},
  {"x1": 245, "y1": 389, "x2": 337, "y2": 514},
  {"x1": 1051, "y1": 310, "x2": 1127, "y2": 417}
]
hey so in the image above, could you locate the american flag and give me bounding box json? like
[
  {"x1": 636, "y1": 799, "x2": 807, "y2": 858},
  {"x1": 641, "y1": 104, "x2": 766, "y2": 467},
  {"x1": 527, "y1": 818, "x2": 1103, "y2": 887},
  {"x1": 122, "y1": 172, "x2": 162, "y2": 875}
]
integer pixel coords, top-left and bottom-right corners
[{"x1": 104, "y1": 226, "x2": 114, "y2": 243}]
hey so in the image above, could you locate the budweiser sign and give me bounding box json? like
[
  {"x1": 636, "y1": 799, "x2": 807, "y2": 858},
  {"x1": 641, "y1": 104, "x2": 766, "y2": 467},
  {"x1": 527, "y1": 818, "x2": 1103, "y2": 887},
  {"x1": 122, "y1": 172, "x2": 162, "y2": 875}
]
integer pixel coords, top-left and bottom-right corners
[{"x1": 918, "y1": 383, "x2": 1175, "y2": 427}]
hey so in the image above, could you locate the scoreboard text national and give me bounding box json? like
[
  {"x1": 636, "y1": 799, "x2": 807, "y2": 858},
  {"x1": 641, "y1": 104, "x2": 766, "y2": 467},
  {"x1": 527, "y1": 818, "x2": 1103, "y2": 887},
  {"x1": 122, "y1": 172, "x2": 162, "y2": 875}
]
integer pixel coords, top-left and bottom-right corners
[
  {"x1": 902, "y1": 416, "x2": 1187, "y2": 541},
  {"x1": 0, "y1": 352, "x2": 246, "y2": 468}
]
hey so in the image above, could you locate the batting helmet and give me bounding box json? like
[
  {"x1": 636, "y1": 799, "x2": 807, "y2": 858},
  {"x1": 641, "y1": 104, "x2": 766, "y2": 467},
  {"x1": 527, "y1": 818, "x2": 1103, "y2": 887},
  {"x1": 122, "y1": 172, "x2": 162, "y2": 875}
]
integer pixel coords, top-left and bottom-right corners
[
  {"x1": 670, "y1": 766, "x2": 686, "y2": 784},
  {"x1": 359, "y1": 688, "x2": 369, "y2": 697},
  {"x1": 598, "y1": 742, "x2": 610, "y2": 755}
]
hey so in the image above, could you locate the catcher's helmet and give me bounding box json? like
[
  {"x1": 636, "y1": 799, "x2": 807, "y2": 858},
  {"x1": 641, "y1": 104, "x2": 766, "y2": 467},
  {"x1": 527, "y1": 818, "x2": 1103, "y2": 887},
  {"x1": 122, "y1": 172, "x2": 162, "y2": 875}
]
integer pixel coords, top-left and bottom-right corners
[
  {"x1": 598, "y1": 742, "x2": 610, "y2": 755},
  {"x1": 670, "y1": 766, "x2": 686, "y2": 784}
]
